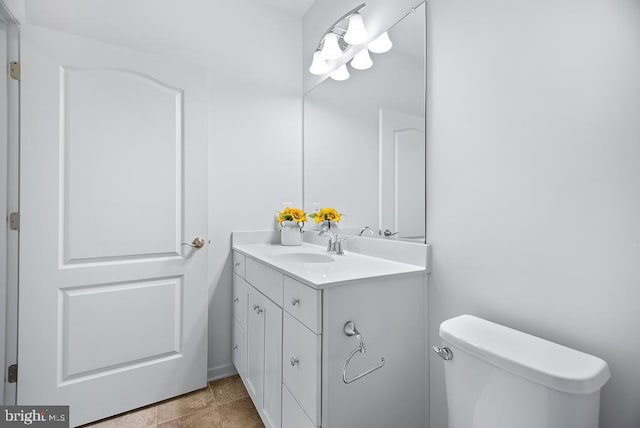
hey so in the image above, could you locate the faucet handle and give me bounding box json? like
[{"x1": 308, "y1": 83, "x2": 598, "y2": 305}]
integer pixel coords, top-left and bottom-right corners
[
  {"x1": 336, "y1": 236, "x2": 346, "y2": 255},
  {"x1": 325, "y1": 235, "x2": 333, "y2": 252},
  {"x1": 383, "y1": 229, "x2": 399, "y2": 237}
]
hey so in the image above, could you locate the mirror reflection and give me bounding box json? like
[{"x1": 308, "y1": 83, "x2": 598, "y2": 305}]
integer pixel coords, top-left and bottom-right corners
[{"x1": 303, "y1": 3, "x2": 426, "y2": 242}]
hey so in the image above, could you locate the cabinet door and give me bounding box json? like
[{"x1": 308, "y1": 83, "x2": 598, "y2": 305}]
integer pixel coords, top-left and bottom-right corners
[
  {"x1": 233, "y1": 273, "x2": 248, "y2": 329},
  {"x1": 232, "y1": 318, "x2": 246, "y2": 379},
  {"x1": 262, "y1": 297, "x2": 283, "y2": 428},
  {"x1": 283, "y1": 313, "x2": 321, "y2": 426},
  {"x1": 246, "y1": 289, "x2": 265, "y2": 406}
]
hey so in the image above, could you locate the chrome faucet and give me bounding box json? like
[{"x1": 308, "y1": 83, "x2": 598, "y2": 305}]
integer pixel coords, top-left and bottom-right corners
[
  {"x1": 319, "y1": 224, "x2": 345, "y2": 255},
  {"x1": 359, "y1": 226, "x2": 375, "y2": 236}
]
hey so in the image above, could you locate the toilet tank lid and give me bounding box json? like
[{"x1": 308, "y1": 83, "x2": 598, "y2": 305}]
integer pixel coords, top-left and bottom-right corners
[{"x1": 439, "y1": 315, "x2": 610, "y2": 394}]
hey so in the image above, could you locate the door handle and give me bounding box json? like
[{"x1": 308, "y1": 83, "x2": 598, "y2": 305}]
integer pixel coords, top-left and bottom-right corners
[{"x1": 181, "y1": 237, "x2": 205, "y2": 249}]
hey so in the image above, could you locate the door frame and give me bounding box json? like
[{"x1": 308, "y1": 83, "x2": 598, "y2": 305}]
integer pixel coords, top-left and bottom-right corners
[{"x1": 0, "y1": 0, "x2": 19, "y2": 406}]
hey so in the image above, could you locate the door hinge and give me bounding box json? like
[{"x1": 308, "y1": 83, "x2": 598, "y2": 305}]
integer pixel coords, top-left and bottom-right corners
[
  {"x1": 7, "y1": 364, "x2": 17, "y2": 383},
  {"x1": 9, "y1": 212, "x2": 19, "y2": 231},
  {"x1": 9, "y1": 61, "x2": 20, "y2": 80}
]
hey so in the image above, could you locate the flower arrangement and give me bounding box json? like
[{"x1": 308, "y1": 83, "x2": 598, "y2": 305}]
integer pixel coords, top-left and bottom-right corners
[
  {"x1": 309, "y1": 207, "x2": 342, "y2": 224},
  {"x1": 277, "y1": 207, "x2": 307, "y2": 225}
]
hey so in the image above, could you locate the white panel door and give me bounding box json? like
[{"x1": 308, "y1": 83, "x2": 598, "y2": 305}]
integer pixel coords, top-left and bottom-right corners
[
  {"x1": 18, "y1": 24, "x2": 208, "y2": 426},
  {"x1": 379, "y1": 109, "x2": 425, "y2": 239}
]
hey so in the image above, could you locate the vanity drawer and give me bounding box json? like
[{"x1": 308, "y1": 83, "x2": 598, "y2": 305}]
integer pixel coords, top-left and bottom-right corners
[
  {"x1": 284, "y1": 276, "x2": 322, "y2": 334},
  {"x1": 245, "y1": 258, "x2": 283, "y2": 307},
  {"x1": 233, "y1": 251, "x2": 246, "y2": 278},
  {"x1": 283, "y1": 384, "x2": 317, "y2": 428},
  {"x1": 283, "y1": 312, "x2": 321, "y2": 426},
  {"x1": 232, "y1": 273, "x2": 248, "y2": 329}
]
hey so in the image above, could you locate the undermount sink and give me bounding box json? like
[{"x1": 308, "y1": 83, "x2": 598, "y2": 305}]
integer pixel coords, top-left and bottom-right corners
[{"x1": 272, "y1": 252, "x2": 334, "y2": 264}]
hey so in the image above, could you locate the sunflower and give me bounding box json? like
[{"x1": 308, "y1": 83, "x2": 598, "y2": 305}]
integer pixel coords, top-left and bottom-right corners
[
  {"x1": 277, "y1": 207, "x2": 307, "y2": 224},
  {"x1": 309, "y1": 207, "x2": 342, "y2": 224}
]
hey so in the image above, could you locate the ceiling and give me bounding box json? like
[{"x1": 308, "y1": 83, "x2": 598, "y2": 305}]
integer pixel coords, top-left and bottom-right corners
[{"x1": 252, "y1": 0, "x2": 316, "y2": 16}]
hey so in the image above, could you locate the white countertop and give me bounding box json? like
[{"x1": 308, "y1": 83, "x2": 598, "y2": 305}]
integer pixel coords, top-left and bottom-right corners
[{"x1": 232, "y1": 242, "x2": 426, "y2": 289}]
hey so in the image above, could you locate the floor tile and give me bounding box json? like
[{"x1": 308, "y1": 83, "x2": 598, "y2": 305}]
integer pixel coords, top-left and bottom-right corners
[
  {"x1": 83, "y1": 406, "x2": 156, "y2": 428},
  {"x1": 157, "y1": 404, "x2": 222, "y2": 428},
  {"x1": 209, "y1": 375, "x2": 248, "y2": 405},
  {"x1": 156, "y1": 387, "x2": 214, "y2": 424},
  {"x1": 218, "y1": 397, "x2": 264, "y2": 428}
]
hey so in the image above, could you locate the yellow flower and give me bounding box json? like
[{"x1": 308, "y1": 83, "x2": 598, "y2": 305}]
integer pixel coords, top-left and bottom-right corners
[
  {"x1": 311, "y1": 207, "x2": 342, "y2": 223},
  {"x1": 277, "y1": 207, "x2": 307, "y2": 224}
]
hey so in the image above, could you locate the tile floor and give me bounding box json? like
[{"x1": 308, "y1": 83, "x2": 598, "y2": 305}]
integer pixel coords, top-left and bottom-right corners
[{"x1": 82, "y1": 375, "x2": 264, "y2": 428}]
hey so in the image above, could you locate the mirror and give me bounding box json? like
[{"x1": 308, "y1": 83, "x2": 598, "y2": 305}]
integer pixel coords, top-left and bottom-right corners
[{"x1": 303, "y1": 3, "x2": 426, "y2": 242}]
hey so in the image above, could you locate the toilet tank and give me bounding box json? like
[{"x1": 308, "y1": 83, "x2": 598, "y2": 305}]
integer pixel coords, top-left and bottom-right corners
[{"x1": 437, "y1": 315, "x2": 610, "y2": 428}]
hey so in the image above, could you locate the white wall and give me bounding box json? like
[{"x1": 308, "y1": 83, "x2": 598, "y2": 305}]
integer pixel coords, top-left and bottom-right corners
[
  {"x1": 22, "y1": 0, "x2": 302, "y2": 380},
  {"x1": 426, "y1": 0, "x2": 640, "y2": 427}
]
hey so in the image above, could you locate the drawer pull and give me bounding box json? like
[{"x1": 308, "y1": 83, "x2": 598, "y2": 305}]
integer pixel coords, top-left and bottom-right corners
[
  {"x1": 290, "y1": 357, "x2": 299, "y2": 367},
  {"x1": 232, "y1": 344, "x2": 238, "y2": 350},
  {"x1": 291, "y1": 297, "x2": 300, "y2": 306},
  {"x1": 233, "y1": 297, "x2": 239, "y2": 303}
]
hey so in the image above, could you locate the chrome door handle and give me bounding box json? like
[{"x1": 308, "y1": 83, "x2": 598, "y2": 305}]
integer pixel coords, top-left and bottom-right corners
[{"x1": 181, "y1": 237, "x2": 205, "y2": 249}]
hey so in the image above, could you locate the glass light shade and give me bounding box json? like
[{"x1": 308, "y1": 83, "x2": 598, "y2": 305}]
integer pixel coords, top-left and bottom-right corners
[
  {"x1": 344, "y1": 12, "x2": 369, "y2": 45},
  {"x1": 351, "y1": 48, "x2": 373, "y2": 70},
  {"x1": 368, "y1": 31, "x2": 393, "y2": 53},
  {"x1": 309, "y1": 50, "x2": 329, "y2": 75},
  {"x1": 320, "y1": 33, "x2": 343, "y2": 60},
  {"x1": 330, "y1": 64, "x2": 350, "y2": 81}
]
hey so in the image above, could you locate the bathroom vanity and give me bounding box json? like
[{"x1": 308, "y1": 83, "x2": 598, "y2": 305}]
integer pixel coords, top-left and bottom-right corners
[{"x1": 231, "y1": 232, "x2": 429, "y2": 428}]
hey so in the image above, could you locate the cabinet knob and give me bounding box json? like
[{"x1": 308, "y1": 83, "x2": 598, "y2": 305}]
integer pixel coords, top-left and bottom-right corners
[
  {"x1": 253, "y1": 304, "x2": 259, "y2": 311},
  {"x1": 290, "y1": 357, "x2": 299, "y2": 367},
  {"x1": 233, "y1": 297, "x2": 239, "y2": 303},
  {"x1": 232, "y1": 344, "x2": 238, "y2": 351},
  {"x1": 234, "y1": 262, "x2": 240, "y2": 268},
  {"x1": 255, "y1": 306, "x2": 263, "y2": 314},
  {"x1": 291, "y1": 297, "x2": 300, "y2": 306}
]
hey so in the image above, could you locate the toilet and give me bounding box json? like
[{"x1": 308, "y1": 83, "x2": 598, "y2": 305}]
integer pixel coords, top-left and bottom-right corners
[{"x1": 435, "y1": 315, "x2": 610, "y2": 428}]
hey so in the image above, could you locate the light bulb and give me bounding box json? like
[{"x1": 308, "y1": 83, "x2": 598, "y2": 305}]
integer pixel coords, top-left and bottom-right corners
[
  {"x1": 344, "y1": 12, "x2": 369, "y2": 45},
  {"x1": 351, "y1": 49, "x2": 373, "y2": 70},
  {"x1": 368, "y1": 31, "x2": 392, "y2": 53},
  {"x1": 330, "y1": 64, "x2": 350, "y2": 81},
  {"x1": 309, "y1": 50, "x2": 329, "y2": 75},
  {"x1": 320, "y1": 33, "x2": 343, "y2": 60}
]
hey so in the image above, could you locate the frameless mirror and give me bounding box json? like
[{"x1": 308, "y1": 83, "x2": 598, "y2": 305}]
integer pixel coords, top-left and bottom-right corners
[{"x1": 303, "y1": 2, "x2": 425, "y2": 242}]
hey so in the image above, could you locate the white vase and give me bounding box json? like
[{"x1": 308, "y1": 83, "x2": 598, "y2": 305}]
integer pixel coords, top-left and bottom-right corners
[{"x1": 280, "y1": 221, "x2": 303, "y2": 246}]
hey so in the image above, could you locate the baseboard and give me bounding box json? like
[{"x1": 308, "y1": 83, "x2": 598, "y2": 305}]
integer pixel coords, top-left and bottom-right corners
[{"x1": 207, "y1": 363, "x2": 237, "y2": 382}]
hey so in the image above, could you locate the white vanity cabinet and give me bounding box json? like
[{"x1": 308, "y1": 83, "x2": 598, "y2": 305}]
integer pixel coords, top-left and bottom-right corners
[
  {"x1": 234, "y1": 256, "x2": 283, "y2": 428},
  {"x1": 231, "y1": 247, "x2": 427, "y2": 428}
]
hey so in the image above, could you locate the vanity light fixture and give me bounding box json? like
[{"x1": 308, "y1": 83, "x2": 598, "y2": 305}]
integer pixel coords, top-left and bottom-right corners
[
  {"x1": 350, "y1": 48, "x2": 373, "y2": 70},
  {"x1": 320, "y1": 32, "x2": 343, "y2": 60},
  {"x1": 367, "y1": 31, "x2": 393, "y2": 54},
  {"x1": 344, "y1": 12, "x2": 369, "y2": 45},
  {"x1": 309, "y1": 50, "x2": 330, "y2": 75},
  {"x1": 309, "y1": 3, "x2": 368, "y2": 79},
  {"x1": 330, "y1": 64, "x2": 350, "y2": 81}
]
